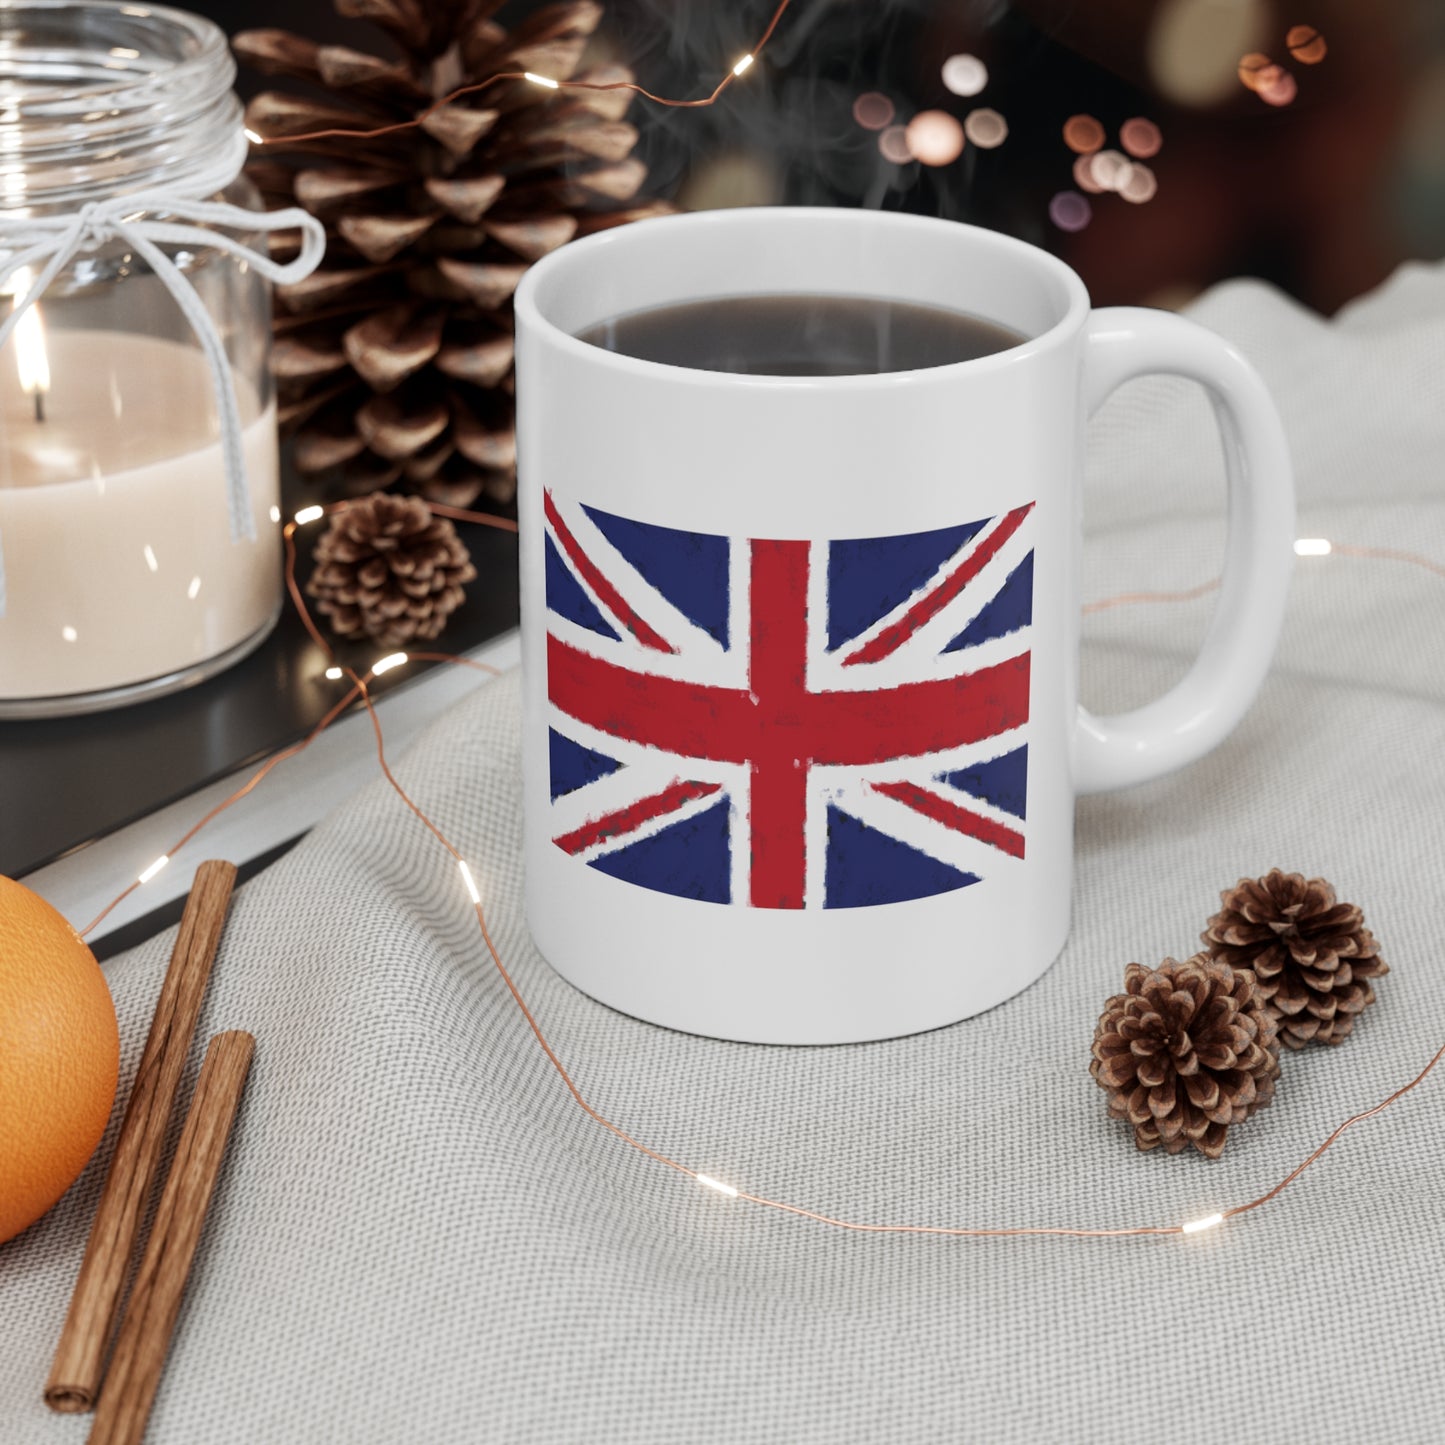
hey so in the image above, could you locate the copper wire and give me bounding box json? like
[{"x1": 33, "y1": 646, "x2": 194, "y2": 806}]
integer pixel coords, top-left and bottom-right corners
[
  {"x1": 81, "y1": 509, "x2": 1445, "y2": 1240},
  {"x1": 258, "y1": 0, "x2": 794, "y2": 147},
  {"x1": 1082, "y1": 578, "x2": 1221, "y2": 614}
]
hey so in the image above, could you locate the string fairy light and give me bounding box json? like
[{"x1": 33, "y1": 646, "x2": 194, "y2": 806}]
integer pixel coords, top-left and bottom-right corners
[
  {"x1": 39, "y1": 0, "x2": 1431, "y2": 1245},
  {"x1": 136, "y1": 855, "x2": 169, "y2": 886},
  {"x1": 696, "y1": 1174, "x2": 741, "y2": 1198},
  {"x1": 77, "y1": 495, "x2": 1445, "y2": 1244},
  {"x1": 1180, "y1": 1212, "x2": 1224, "y2": 1235},
  {"x1": 249, "y1": 0, "x2": 795, "y2": 148},
  {"x1": 458, "y1": 860, "x2": 483, "y2": 906}
]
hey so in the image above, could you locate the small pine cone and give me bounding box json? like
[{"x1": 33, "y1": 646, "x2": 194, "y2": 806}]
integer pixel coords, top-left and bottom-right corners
[
  {"x1": 307, "y1": 493, "x2": 476, "y2": 647},
  {"x1": 1202, "y1": 870, "x2": 1388, "y2": 1049},
  {"x1": 1091, "y1": 956, "x2": 1281, "y2": 1159}
]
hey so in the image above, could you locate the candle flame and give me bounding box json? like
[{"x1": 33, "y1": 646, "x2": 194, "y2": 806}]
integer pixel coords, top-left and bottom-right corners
[{"x1": 7, "y1": 267, "x2": 51, "y2": 409}]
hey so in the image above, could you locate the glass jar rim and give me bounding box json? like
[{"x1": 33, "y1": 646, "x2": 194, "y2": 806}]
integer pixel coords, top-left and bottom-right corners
[{"x1": 0, "y1": 1, "x2": 243, "y2": 211}]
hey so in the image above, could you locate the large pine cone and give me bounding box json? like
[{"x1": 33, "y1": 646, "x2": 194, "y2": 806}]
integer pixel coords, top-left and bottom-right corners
[
  {"x1": 235, "y1": 0, "x2": 669, "y2": 510},
  {"x1": 307, "y1": 493, "x2": 477, "y2": 646},
  {"x1": 1091, "y1": 956, "x2": 1281, "y2": 1159},
  {"x1": 1201, "y1": 869, "x2": 1388, "y2": 1049}
]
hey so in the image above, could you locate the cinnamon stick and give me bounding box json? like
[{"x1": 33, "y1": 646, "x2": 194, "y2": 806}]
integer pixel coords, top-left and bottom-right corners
[
  {"x1": 87, "y1": 1032, "x2": 255, "y2": 1445},
  {"x1": 46, "y1": 860, "x2": 238, "y2": 1413}
]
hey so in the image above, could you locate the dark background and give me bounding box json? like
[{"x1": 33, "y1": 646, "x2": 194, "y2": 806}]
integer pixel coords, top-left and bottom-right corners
[{"x1": 203, "y1": 0, "x2": 1445, "y2": 316}]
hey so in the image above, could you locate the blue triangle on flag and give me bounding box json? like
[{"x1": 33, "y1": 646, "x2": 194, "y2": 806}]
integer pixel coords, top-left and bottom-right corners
[
  {"x1": 545, "y1": 533, "x2": 620, "y2": 640},
  {"x1": 827, "y1": 519, "x2": 989, "y2": 651},
  {"x1": 823, "y1": 804, "x2": 978, "y2": 909},
  {"x1": 549, "y1": 729, "x2": 623, "y2": 800},
  {"x1": 938, "y1": 745, "x2": 1028, "y2": 821},
  {"x1": 587, "y1": 797, "x2": 731, "y2": 904},
  {"x1": 582, "y1": 505, "x2": 730, "y2": 647},
  {"x1": 943, "y1": 551, "x2": 1033, "y2": 653}
]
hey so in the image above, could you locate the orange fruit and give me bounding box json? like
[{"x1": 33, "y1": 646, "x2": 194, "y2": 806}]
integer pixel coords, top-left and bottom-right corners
[{"x1": 0, "y1": 876, "x2": 119, "y2": 1245}]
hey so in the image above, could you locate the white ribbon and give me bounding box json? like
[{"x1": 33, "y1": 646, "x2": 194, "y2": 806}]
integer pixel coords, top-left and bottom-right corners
[{"x1": 0, "y1": 179, "x2": 326, "y2": 617}]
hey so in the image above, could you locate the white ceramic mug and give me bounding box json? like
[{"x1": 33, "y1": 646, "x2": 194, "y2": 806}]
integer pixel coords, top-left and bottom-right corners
[{"x1": 514, "y1": 208, "x2": 1293, "y2": 1045}]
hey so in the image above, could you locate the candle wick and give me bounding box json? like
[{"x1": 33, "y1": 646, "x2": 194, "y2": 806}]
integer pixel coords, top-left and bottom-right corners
[{"x1": 33, "y1": 390, "x2": 44, "y2": 423}]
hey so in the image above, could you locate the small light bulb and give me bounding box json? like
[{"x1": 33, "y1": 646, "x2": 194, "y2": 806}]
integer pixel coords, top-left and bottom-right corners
[
  {"x1": 269, "y1": 505, "x2": 282, "y2": 524},
  {"x1": 524, "y1": 71, "x2": 560, "y2": 89},
  {"x1": 732, "y1": 53, "x2": 755, "y2": 76},
  {"x1": 1181, "y1": 1212, "x2": 1224, "y2": 1235},
  {"x1": 243, "y1": 127, "x2": 264, "y2": 145},
  {"x1": 294, "y1": 505, "x2": 325, "y2": 525},
  {"x1": 138, "y1": 854, "x2": 170, "y2": 885},
  {"x1": 371, "y1": 651, "x2": 408, "y2": 676},
  {"x1": 696, "y1": 1173, "x2": 739, "y2": 1198},
  {"x1": 324, "y1": 665, "x2": 343, "y2": 681},
  {"x1": 459, "y1": 860, "x2": 482, "y2": 904},
  {"x1": 1294, "y1": 538, "x2": 1332, "y2": 557}
]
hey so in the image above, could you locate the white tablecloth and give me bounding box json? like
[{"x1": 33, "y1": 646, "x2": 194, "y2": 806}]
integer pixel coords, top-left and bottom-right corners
[{"x1": 3, "y1": 261, "x2": 1443, "y2": 1444}]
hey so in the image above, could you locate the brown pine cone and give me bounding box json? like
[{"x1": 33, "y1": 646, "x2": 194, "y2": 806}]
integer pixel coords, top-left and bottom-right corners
[
  {"x1": 235, "y1": 0, "x2": 670, "y2": 510},
  {"x1": 1202, "y1": 870, "x2": 1388, "y2": 1049},
  {"x1": 307, "y1": 493, "x2": 476, "y2": 647},
  {"x1": 1091, "y1": 956, "x2": 1281, "y2": 1159}
]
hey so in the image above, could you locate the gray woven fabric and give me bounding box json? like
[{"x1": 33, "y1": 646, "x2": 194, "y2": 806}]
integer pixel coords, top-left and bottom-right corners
[{"x1": 4, "y1": 264, "x2": 1444, "y2": 1445}]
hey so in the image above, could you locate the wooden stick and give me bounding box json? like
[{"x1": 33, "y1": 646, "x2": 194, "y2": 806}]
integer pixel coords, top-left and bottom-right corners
[
  {"x1": 87, "y1": 1032, "x2": 255, "y2": 1445},
  {"x1": 46, "y1": 860, "x2": 238, "y2": 1413}
]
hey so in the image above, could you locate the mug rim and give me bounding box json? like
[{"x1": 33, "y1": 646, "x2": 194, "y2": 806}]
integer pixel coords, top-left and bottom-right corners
[{"x1": 515, "y1": 206, "x2": 1092, "y2": 390}]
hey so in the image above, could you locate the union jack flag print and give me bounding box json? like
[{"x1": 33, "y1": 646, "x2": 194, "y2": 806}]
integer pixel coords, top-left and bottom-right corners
[{"x1": 544, "y1": 489, "x2": 1034, "y2": 910}]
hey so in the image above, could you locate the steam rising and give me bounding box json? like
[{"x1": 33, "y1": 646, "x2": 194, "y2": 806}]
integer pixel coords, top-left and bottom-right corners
[{"x1": 600, "y1": 0, "x2": 985, "y2": 211}]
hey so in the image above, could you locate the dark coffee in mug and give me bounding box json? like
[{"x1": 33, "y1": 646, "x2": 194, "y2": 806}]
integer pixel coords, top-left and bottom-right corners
[{"x1": 576, "y1": 293, "x2": 1025, "y2": 376}]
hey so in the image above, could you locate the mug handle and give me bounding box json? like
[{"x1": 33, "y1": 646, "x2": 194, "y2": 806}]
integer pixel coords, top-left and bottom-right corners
[{"x1": 1075, "y1": 307, "x2": 1295, "y2": 794}]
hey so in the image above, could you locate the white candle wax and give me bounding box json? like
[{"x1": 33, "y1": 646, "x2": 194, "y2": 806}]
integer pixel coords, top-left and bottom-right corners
[{"x1": 0, "y1": 330, "x2": 281, "y2": 702}]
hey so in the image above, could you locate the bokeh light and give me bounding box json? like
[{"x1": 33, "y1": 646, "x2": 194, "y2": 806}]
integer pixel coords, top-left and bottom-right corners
[
  {"x1": 852, "y1": 92, "x2": 895, "y2": 131},
  {"x1": 1063, "y1": 114, "x2": 1106, "y2": 155},
  {"x1": 905, "y1": 109, "x2": 965, "y2": 166},
  {"x1": 941, "y1": 54, "x2": 988, "y2": 97},
  {"x1": 1119, "y1": 164, "x2": 1159, "y2": 204},
  {"x1": 963, "y1": 107, "x2": 1008, "y2": 149},
  {"x1": 1088, "y1": 149, "x2": 1132, "y2": 192},
  {"x1": 1237, "y1": 52, "x2": 1273, "y2": 91},
  {"x1": 1049, "y1": 191, "x2": 1092, "y2": 233},
  {"x1": 1258, "y1": 67, "x2": 1298, "y2": 106},
  {"x1": 878, "y1": 125, "x2": 913, "y2": 164},
  {"x1": 1073, "y1": 154, "x2": 1105, "y2": 194},
  {"x1": 1119, "y1": 118, "x2": 1163, "y2": 159},
  {"x1": 1287, "y1": 24, "x2": 1327, "y2": 64},
  {"x1": 1149, "y1": 0, "x2": 1269, "y2": 107}
]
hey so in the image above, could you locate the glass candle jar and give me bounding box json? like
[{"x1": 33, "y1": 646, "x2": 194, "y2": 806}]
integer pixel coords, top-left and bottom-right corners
[{"x1": 0, "y1": 1, "x2": 288, "y2": 716}]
